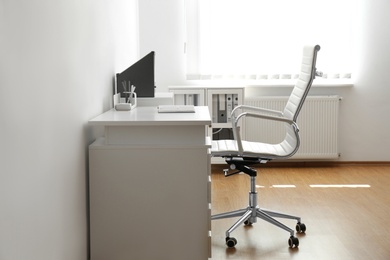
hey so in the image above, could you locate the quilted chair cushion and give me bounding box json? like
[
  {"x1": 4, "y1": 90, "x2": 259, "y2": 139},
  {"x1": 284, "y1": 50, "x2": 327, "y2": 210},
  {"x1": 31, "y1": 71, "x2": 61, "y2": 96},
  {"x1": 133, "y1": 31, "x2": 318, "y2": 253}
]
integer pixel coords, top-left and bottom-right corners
[
  {"x1": 284, "y1": 45, "x2": 319, "y2": 121},
  {"x1": 211, "y1": 133, "x2": 297, "y2": 159}
]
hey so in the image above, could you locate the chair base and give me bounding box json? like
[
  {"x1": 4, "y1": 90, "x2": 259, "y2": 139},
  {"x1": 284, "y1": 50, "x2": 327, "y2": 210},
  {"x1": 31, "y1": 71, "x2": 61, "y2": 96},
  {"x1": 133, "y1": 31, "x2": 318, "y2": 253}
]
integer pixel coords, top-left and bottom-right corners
[
  {"x1": 212, "y1": 175, "x2": 305, "y2": 248},
  {"x1": 212, "y1": 205, "x2": 301, "y2": 236}
]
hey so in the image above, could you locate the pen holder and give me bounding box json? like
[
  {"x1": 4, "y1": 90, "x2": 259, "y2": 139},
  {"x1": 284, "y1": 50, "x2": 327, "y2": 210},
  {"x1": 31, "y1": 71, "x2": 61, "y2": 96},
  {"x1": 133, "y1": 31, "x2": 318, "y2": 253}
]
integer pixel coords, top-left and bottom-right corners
[{"x1": 115, "y1": 92, "x2": 137, "y2": 111}]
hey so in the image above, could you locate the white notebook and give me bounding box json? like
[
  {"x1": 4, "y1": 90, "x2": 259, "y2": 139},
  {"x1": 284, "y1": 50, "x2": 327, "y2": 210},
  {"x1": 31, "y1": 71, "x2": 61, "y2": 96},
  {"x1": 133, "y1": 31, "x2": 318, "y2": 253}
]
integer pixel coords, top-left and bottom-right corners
[{"x1": 157, "y1": 105, "x2": 195, "y2": 113}]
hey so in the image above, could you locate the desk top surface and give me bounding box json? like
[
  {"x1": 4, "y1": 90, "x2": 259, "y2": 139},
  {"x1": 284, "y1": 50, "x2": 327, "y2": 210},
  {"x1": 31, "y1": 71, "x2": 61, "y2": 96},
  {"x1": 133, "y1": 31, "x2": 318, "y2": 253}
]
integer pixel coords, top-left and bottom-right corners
[{"x1": 89, "y1": 106, "x2": 212, "y2": 126}]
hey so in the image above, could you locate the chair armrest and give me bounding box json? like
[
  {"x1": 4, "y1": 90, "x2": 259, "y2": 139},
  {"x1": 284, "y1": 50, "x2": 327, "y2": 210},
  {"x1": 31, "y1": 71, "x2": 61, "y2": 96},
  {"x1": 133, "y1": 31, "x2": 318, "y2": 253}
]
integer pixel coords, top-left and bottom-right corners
[
  {"x1": 232, "y1": 110, "x2": 299, "y2": 155},
  {"x1": 230, "y1": 105, "x2": 285, "y2": 143},
  {"x1": 231, "y1": 105, "x2": 283, "y2": 118},
  {"x1": 236, "y1": 112, "x2": 295, "y2": 125}
]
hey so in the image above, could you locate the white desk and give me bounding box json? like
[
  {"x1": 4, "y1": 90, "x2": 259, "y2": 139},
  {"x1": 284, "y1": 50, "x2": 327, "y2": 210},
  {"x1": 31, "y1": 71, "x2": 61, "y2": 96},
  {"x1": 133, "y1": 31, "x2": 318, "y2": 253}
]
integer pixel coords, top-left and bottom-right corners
[{"x1": 89, "y1": 106, "x2": 212, "y2": 260}]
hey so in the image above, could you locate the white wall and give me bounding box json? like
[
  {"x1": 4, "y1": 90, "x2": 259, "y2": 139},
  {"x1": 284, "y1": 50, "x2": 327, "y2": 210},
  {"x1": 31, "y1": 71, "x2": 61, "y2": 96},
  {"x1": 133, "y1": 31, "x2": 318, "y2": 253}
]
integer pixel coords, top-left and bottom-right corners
[
  {"x1": 139, "y1": 0, "x2": 390, "y2": 162},
  {"x1": 0, "y1": 0, "x2": 138, "y2": 259},
  {"x1": 138, "y1": 0, "x2": 186, "y2": 90}
]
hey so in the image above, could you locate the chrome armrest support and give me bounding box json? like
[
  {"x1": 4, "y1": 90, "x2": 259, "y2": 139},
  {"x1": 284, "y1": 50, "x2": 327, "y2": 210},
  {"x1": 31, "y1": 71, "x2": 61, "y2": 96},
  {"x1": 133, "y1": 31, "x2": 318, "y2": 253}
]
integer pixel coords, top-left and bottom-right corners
[{"x1": 231, "y1": 109, "x2": 299, "y2": 155}]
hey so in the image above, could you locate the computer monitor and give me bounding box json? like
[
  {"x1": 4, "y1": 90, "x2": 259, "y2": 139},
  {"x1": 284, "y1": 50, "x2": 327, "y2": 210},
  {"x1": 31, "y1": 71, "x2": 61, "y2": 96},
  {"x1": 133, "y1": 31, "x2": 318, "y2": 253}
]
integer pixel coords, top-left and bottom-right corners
[{"x1": 116, "y1": 51, "x2": 155, "y2": 99}]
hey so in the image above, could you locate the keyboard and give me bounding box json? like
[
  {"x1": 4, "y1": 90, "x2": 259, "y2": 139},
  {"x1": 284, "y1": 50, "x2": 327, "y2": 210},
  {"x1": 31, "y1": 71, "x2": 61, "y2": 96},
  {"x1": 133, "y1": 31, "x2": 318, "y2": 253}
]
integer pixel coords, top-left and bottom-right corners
[{"x1": 157, "y1": 105, "x2": 195, "y2": 113}]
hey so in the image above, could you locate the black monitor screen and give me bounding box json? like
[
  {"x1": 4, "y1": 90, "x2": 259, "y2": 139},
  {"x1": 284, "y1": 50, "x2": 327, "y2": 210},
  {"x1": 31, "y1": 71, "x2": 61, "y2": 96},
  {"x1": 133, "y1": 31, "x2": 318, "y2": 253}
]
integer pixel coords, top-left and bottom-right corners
[{"x1": 116, "y1": 51, "x2": 155, "y2": 98}]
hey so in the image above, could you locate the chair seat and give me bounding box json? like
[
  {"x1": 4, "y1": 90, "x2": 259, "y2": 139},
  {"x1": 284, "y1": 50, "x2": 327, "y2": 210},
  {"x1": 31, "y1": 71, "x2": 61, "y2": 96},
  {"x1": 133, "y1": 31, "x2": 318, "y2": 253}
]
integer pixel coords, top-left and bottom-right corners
[{"x1": 211, "y1": 139, "x2": 292, "y2": 158}]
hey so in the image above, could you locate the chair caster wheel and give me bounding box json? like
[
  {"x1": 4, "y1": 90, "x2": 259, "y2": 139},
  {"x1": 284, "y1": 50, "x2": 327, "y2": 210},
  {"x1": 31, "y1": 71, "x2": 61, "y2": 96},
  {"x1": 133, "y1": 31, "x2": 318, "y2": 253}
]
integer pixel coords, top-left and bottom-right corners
[
  {"x1": 296, "y1": 222, "x2": 306, "y2": 233},
  {"x1": 244, "y1": 220, "x2": 253, "y2": 226},
  {"x1": 225, "y1": 237, "x2": 237, "y2": 248},
  {"x1": 288, "y1": 236, "x2": 299, "y2": 248}
]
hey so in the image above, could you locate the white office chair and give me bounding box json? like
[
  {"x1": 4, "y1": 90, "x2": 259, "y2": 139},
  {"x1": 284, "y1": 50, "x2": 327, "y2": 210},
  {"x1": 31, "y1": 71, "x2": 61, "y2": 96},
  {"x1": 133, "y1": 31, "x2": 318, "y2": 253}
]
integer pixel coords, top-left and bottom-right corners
[{"x1": 211, "y1": 45, "x2": 321, "y2": 248}]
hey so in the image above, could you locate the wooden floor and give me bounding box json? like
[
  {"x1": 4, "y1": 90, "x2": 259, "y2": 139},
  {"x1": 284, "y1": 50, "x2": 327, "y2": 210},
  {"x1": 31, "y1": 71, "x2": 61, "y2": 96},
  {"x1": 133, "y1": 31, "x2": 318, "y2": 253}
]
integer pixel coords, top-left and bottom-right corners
[{"x1": 210, "y1": 164, "x2": 390, "y2": 260}]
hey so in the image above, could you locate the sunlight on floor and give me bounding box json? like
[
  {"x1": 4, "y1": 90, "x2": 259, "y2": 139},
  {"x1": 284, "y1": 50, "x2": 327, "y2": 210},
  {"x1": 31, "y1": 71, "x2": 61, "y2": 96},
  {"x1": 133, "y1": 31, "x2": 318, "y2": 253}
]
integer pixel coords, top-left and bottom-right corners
[{"x1": 309, "y1": 184, "x2": 371, "y2": 188}]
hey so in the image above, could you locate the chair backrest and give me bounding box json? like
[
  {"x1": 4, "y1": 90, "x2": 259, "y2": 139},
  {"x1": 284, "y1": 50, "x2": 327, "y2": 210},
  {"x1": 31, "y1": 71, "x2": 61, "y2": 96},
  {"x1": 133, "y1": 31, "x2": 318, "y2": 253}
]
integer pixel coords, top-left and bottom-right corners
[
  {"x1": 283, "y1": 45, "x2": 321, "y2": 122},
  {"x1": 278, "y1": 45, "x2": 320, "y2": 158}
]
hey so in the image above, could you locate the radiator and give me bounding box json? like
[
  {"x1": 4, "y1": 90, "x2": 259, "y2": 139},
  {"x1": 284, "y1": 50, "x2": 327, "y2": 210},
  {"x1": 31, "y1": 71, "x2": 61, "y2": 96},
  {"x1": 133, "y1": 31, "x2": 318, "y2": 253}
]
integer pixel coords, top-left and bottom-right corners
[{"x1": 243, "y1": 96, "x2": 340, "y2": 159}]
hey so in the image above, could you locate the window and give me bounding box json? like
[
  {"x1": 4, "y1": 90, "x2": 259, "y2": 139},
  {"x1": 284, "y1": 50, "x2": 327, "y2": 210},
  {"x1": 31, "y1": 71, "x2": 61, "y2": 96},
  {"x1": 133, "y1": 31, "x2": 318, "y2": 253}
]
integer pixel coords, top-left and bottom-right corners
[{"x1": 185, "y1": 0, "x2": 355, "y2": 82}]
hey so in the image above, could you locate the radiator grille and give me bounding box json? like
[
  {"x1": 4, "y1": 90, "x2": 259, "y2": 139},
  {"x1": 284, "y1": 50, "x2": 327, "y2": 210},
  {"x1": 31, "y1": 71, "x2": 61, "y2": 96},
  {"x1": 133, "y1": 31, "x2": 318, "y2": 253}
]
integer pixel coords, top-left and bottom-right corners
[{"x1": 243, "y1": 96, "x2": 340, "y2": 159}]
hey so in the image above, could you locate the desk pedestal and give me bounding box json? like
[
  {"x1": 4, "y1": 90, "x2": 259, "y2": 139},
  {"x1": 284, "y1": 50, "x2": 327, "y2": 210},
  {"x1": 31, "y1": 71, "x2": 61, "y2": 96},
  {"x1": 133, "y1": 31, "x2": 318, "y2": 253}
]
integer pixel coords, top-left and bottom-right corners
[{"x1": 89, "y1": 107, "x2": 211, "y2": 260}]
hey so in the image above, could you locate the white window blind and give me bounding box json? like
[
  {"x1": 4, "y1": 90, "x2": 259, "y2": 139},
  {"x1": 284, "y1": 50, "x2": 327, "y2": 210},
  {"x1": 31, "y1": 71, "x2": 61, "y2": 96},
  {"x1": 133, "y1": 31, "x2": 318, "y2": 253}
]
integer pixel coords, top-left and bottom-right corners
[{"x1": 185, "y1": 0, "x2": 354, "y2": 81}]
